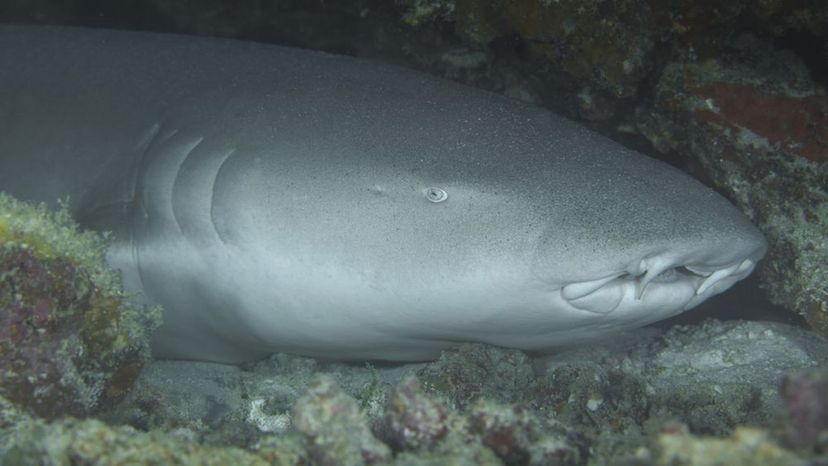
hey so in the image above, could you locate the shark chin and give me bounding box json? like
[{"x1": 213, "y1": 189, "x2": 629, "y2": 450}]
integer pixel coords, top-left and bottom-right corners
[{"x1": 0, "y1": 25, "x2": 767, "y2": 363}]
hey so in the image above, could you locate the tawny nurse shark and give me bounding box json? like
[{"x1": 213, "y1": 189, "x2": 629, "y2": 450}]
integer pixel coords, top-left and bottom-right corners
[{"x1": 0, "y1": 26, "x2": 766, "y2": 363}]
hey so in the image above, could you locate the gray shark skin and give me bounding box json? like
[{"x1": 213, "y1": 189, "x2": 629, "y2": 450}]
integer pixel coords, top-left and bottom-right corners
[{"x1": 0, "y1": 26, "x2": 767, "y2": 363}]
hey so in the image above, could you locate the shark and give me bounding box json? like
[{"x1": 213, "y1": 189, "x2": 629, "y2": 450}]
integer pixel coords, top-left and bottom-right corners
[{"x1": 0, "y1": 25, "x2": 767, "y2": 362}]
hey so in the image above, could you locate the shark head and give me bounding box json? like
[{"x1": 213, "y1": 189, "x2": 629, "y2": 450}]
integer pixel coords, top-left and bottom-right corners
[{"x1": 195, "y1": 85, "x2": 767, "y2": 360}]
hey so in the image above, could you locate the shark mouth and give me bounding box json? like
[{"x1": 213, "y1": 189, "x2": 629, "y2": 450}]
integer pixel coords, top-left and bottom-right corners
[{"x1": 560, "y1": 255, "x2": 759, "y2": 315}]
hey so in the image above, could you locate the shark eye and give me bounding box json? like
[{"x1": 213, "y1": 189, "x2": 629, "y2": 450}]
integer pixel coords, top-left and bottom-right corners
[{"x1": 425, "y1": 187, "x2": 448, "y2": 203}]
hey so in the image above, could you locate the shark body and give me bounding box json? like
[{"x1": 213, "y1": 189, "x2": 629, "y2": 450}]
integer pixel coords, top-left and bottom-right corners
[{"x1": 0, "y1": 26, "x2": 766, "y2": 362}]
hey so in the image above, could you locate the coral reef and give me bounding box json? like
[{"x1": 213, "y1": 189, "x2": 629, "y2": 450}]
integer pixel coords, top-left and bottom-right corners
[
  {"x1": 753, "y1": 0, "x2": 828, "y2": 36},
  {"x1": 12, "y1": 320, "x2": 816, "y2": 465},
  {"x1": 0, "y1": 2, "x2": 827, "y2": 463},
  {"x1": 395, "y1": 0, "x2": 827, "y2": 102},
  {"x1": 2, "y1": 320, "x2": 828, "y2": 463},
  {"x1": 398, "y1": 0, "x2": 655, "y2": 98},
  {"x1": 0, "y1": 193, "x2": 160, "y2": 419},
  {"x1": 5, "y1": 0, "x2": 824, "y2": 117}
]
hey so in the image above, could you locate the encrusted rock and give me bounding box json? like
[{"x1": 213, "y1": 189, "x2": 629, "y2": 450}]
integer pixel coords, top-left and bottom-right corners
[
  {"x1": 384, "y1": 375, "x2": 450, "y2": 451},
  {"x1": 469, "y1": 400, "x2": 580, "y2": 466},
  {"x1": 292, "y1": 374, "x2": 391, "y2": 466},
  {"x1": 781, "y1": 366, "x2": 828, "y2": 452},
  {"x1": 416, "y1": 343, "x2": 536, "y2": 409},
  {"x1": 0, "y1": 193, "x2": 159, "y2": 419}
]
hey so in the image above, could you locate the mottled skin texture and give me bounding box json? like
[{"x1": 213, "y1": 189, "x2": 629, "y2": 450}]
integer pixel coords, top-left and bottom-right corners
[{"x1": 0, "y1": 26, "x2": 766, "y2": 362}]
